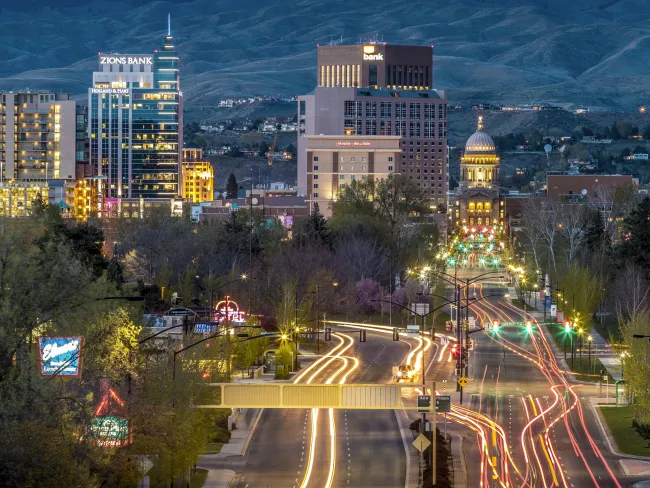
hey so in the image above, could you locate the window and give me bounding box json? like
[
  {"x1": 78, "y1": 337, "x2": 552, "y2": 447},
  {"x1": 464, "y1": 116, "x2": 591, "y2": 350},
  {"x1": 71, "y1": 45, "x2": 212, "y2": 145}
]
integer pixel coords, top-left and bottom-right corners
[
  {"x1": 351, "y1": 157, "x2": 356, "y2": 162},
  {"x1": 388, "y1": 165, "x2": 393, "y2": 171},
  {"x1": 380, "y1": 120, "x2": 392, "y2": 135},
  {"x1": 314, "y1": 193, "x2": 319, "y2": 197},
  {"x1": 409, "y1": 103, "x2": 421, "y2": 120},
  {"x1": 388, "y1": 157, "x2": 393, "y2": 162},
  {"x1": 365, "y1": 119, "x2": 377, "y2": 135},
  {"x1": 340, "y1": 175, "x2": 345, "y2": 180},
  {"x1": 396, "y1": 103, "x2": 406, "y2": 119},
  {"x1": 314, "y1": 183, "x2": 319, "y2": 188},
  {"x1": 424, "y1": 121, "x2": 434, "y2": 139},
  {"x1": 313, "y1": 165, "x2": 319, "y2": 171},
  {"x1": 394, "y1": 120, "x2": 406, "y2": 136},
  {"x1": 361, "y1": 166, "x2": 367, "y2": 171},
  {"x1": 361, "y1": 156, "x2": 367, "y2": 162},
  {"x1": 314, "y1": 175, "x2": 319, "y2": 179},
  {"x1": 381, "y1": 102, "x2": 392, "y2": 119},
  {"x1": 369, "y1": 64, "x2": 378, "y2": 86},
  {"x1": 350, "y1": 175, "x2": 356, "y2": 181},
  {"x1": 409, "y1": 121, "x2": 421, "y2": 138},
  {"x1": 314, "y1": 156, "x2": 319, "y2": 162},
  {"x1": 365, "y1": 102, "x2": 377, "y2": 118},
  {"x1": 424, "y1": 103, "x2": 435, "y2": 120}
]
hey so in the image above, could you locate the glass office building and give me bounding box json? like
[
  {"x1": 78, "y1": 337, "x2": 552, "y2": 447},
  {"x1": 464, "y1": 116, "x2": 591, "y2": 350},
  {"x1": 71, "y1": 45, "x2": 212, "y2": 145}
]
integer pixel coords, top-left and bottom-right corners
[{"x1": 89, "y1": 30, "x2": 182, "y2": 203}]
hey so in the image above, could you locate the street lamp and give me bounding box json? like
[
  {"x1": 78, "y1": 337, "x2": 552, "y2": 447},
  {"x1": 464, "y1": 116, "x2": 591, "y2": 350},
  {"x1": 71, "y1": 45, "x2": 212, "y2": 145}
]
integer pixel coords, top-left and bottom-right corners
[
  {"x1": 587, "y1": 335, "x2": 593, "y2": 372},
  {"x1": 620, "y1": 351, "x2": 630, "y2": 379}
]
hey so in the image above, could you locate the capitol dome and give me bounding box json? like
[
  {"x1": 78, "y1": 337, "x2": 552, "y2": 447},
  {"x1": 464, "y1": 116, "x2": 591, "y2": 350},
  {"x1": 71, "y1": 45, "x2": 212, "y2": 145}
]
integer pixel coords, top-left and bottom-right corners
[{"x1": 464, "y1": 117, "x2": 496, "y2": 154}]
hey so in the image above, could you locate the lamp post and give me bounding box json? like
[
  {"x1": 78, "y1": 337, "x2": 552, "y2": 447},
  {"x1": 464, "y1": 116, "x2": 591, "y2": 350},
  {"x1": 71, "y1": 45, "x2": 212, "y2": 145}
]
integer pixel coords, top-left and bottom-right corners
[{"x1": 587, "y1": 335, "x2": 593, "y2": 372}]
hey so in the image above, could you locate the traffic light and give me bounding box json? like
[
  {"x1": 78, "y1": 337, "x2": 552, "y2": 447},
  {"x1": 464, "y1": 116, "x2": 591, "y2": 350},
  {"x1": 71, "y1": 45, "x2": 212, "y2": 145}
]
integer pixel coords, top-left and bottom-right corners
[
  {"x1": 360, "y1": 329, "x2": 367, "y2": 343},
  {"x1": 324, "y1": 327, "x2": 331, "y2": 341},
  {"x1": 526, "y1": 320, "x2": 532, "y2": 332},
  {"x1": 393, "y1": 328, "x2": 399, "y2": 341},
  {"x1": 493, "y1": 321, "x2": 499, "y2": 332}
]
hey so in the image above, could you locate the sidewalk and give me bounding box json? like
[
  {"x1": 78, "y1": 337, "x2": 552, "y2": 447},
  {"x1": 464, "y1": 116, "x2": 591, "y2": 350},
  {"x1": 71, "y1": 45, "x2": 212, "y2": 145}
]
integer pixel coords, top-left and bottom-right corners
[{"x1": 196, "y1": 408, "x2": 261, "y2": 487}]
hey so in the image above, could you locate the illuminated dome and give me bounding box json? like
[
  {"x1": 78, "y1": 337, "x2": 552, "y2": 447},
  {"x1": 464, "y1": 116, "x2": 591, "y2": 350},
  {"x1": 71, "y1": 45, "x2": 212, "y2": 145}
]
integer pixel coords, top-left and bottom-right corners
[{"x1": 464, "y1": 117, "x2": 496, "y2": 154}]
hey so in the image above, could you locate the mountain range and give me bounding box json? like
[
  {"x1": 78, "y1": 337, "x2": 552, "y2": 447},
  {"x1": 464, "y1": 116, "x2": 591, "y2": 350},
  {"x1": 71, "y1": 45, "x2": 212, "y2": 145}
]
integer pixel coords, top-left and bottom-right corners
[{"x1": 2, "y1": 0, "x2": 650, "y2": 111}]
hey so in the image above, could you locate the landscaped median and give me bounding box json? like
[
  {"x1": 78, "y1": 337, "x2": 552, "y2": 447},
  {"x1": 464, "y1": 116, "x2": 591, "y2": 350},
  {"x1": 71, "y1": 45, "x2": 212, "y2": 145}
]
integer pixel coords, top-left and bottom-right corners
[{"x1": 599, "y1": 406, "x2": 650, "y2": 457}]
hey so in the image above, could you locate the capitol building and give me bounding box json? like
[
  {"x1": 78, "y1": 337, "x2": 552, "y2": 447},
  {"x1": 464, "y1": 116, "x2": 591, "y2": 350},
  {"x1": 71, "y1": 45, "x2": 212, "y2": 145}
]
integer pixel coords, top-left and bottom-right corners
[{"x1": 451, "y1": 116, "x2": 504, "y2": 228}]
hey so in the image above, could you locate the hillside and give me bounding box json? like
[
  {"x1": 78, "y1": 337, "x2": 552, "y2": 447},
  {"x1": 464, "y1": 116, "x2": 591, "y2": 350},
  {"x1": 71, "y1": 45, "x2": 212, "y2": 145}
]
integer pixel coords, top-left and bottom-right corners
[{"x1": 3, "y1": 0, "x2": 650, "y2": 110}]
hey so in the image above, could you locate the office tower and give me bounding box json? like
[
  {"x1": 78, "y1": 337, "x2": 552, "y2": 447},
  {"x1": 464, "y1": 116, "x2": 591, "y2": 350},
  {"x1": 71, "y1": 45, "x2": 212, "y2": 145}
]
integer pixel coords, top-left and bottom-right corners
[
  {"x1": 298, "y1": 43, "x2": 448, "y2": 211},
  {"x1": 89, "y1": 23, "x2": 182, "y2": 208}
]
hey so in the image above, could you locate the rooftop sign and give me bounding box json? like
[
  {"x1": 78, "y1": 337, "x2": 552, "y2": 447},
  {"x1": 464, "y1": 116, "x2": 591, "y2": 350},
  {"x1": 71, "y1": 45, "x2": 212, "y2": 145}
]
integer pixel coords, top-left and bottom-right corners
[
  {"x1": 99, "y1": 55, "x2": 153, "y2": 66},
  {"x1": 91, "y1": 88, "x2": 130, "y2": 95}
]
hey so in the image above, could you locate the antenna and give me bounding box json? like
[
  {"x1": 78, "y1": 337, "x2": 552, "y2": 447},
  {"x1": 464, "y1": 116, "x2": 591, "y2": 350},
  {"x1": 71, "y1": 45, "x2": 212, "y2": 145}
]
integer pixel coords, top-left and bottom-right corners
[{"x1": 167, "y1": 13, "x2": 171, "y2": 36}]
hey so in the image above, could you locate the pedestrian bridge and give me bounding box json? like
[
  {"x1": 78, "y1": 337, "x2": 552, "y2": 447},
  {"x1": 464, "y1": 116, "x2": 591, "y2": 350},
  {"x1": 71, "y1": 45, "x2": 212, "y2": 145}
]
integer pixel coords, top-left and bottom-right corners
[{"x1": 195, "y1": 383, "x2": 435, "y2": 411}]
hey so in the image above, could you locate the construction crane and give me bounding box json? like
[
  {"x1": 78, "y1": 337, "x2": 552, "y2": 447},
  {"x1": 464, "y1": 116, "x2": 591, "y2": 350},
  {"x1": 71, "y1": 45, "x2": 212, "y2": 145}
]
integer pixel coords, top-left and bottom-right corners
[{"x1": 267, "y1": 130, "x2": 278, "y2": 167}]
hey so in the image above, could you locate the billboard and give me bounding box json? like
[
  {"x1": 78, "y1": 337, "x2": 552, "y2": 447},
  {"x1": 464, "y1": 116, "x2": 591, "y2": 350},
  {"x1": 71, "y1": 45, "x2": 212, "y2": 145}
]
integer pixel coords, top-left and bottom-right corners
[
  {"x1": 38, "y1": 337, "x2": 83, "y2": 376},
  {"x1": 88, "y1": 416, "x2": 130, "y2": 448}
]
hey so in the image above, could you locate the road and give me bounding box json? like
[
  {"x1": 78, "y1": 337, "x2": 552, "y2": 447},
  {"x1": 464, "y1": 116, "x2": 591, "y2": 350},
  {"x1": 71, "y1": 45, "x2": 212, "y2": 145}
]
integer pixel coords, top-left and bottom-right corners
[
  {"x1": 234, "y1": 329, "x2": 414, "y2": 488},
  {"x1": 454, "y1": 282, "x2": 624, "y2": 488}
]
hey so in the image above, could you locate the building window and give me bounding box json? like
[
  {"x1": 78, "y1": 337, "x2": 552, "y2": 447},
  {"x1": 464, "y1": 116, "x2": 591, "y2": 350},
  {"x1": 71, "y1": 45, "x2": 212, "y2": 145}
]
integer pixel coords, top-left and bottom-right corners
[
  {"x1": 409, "y1": 103, "x2": 421, "y2": 120},
  {"x1": 314, "y1": 165, "x2": 319, "y2": 171},
  {"x1": 409, "y1": 121, "x2": 421, "y2": 138},
  {"x1": 396, "y1": 103, "x2": 406, "y2": 119},
  {"x1": 314, "y1": 183, "x2": 319, "y2": 188},
  {"x1": 365, "y1": 102, "x2": 377, "y2": 118},
  {"x1": 340, "y1": 175, "x2": 345, "y2": 180},
  {"x1": 314, "y1": 193, "x2": 319, "y2": 198},
  {"x1": 350, "y1": 175, "x2": 356, "y2": 181},
  {"x1": 388, "y1": 156, "x2": 393, "y2": 162},
  {"x1": 314, "y1": 156, "x2": 319, "y2": 162},
  {"x1": 314, "y1": 175, "x2": 319, "y2": 179},
  {"x1": 395, "y1": 120, "x2": 406, "y2": 136},
  {"x1": 388, "y1": 165, "x2": 393, "y2": 171},
  {"x1": 381, "y1": 102, "x2": 392, "y2": 119},
  {"x1": 425, "y1": 103, "x2": 435, "y2": 120}
]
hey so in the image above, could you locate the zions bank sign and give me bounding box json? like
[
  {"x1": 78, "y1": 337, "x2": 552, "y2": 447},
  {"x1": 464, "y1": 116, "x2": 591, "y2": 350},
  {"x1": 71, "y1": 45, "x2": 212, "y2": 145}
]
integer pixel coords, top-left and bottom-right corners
[
  {"x1": 99, "y1": 55, "x2": 153, "y2": 66},
  {"x1": 362, "y1": 45, "x2": 384, "y2": 61}
]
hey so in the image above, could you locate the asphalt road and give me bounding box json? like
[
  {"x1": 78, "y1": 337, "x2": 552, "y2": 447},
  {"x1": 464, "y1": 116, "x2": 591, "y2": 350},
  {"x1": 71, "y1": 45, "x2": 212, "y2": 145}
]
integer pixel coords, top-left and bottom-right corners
[{"x1": 233, "y1": 330, "x2": 412, "y2": 488}]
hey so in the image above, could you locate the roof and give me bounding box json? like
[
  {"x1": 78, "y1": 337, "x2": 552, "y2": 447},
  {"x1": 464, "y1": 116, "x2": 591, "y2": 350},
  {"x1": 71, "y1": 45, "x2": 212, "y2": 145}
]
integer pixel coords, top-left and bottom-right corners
[{"x1": 465, "y1": 117, "x2": 496, "y2": 154}]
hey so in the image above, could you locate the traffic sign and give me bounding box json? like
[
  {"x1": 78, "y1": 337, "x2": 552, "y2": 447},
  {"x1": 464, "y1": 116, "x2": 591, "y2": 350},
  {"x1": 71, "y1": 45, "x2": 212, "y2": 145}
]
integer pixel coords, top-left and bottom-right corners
[
  {"x1": 134, "y1": 455, "x2": 154, "y2": 476},
  {"x1": 418, "y1": 394, "x2": 432, "y2": 413},
  {"x1": 413, "y1": 433, "x2": 431, "y2": 452},
  {"x1": 458, "y1": 376, "x2": 469, "y2": 388},
  {"x1": 468, "y1": 316, "x2": 476, "y2": 329},
  {"x1": 436, "y1": 395, "x2": 451, "y2": 413}
]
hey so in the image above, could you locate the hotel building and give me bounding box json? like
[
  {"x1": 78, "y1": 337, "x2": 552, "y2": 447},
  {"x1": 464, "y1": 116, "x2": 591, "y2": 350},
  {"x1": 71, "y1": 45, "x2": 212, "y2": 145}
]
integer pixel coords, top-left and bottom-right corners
[
  {"x1": 0, "y1": 92, "x2": 77, "y2": 216},
  {"x1": 305, "y1": 135, "x2": 401, "y2": 216},
  {"x1": 298, "y1": 43, "x2": 448, "y2": 211},
  {"x1": 89, "y1": 28, "x2": 182, "y2": 211},
  {"x1": 181, "y1": 146, "x2": 214, "y2": 203}
]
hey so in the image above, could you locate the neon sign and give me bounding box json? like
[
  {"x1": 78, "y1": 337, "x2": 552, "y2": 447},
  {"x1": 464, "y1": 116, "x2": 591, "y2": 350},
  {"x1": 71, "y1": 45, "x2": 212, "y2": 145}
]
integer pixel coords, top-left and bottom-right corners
[
  {"x1": 38, "y1": 337, "x2": 83, "y2": 376},
  {"x1": 88, "y1": 387, "x2": 130, "y2": 448},
  {"x1": 215, "y1": 296, "x2": 246, "y2": 323}
]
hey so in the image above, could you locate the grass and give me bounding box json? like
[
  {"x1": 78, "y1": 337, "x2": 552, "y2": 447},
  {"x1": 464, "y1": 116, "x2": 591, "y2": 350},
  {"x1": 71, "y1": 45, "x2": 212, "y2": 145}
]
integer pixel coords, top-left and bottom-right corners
[
  {"x1": 600, "y1": 406, "x2": 650, "y2": 457},
  {"x1": 189, "y1": 468, "x2": 209, "y2": 488},
  {"x1": 511, "y1": 298, "x2": 536, "y2": 312},
  {"x1": 202, "y1": 442, "x2": 223, "y2": 454}
]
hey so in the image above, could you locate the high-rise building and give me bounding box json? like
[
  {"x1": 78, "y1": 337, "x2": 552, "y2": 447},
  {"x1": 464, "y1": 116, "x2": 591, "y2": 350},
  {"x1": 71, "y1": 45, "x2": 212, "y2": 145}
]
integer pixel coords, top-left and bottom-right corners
[
  {"x1": 298, "y1": 43, "x2": 448, "y2": 211},
  {"x1": 0, "y1": 92, "x2": 77, "y2": 216},
  {"x1": 181, "y1": 146, "x2": 214, "y2": 203},
  {"x1": 89, "y1": 22, "x2": 182, "y2": 209}
]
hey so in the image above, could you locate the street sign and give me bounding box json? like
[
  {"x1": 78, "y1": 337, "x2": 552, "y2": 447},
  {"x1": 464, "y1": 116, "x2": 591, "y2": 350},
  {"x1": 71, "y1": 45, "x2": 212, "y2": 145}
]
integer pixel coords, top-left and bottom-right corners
[
  {"x1": 550, "y1": 304, "x2": 557, "y2": 318},
  {"x1": 418, "y1": 394, "x2": 432, "y2": 413},
  {"x1": 545, "y1": 296, "x2": 551, "y2": 310},
  {"x1": 436, "y1": 395, "x2": 451, "y2": 413},
  {"x1": 468, "y1": 317, "x2": 476, "y2": 329},
  {"x1": 557, "y1": 311, "x2": 564, "y2": 324},
  {"x1": 134, "y1": 455, "x2": 154, "y2": 476},
  {"x1": 458, "y1": 376, "x2": 469, "y2": 388},
  {"x1": 413, "y1": 433, "x2": 431, "y2": 452}
]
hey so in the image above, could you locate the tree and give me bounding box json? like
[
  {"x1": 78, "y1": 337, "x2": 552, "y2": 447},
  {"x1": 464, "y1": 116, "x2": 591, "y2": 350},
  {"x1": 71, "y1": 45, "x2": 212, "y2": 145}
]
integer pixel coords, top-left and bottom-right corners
[
  {"x1": 620, "y1": 310, "x2": 650, "y2": 422},
  {"x1": 356, "y1": 279, "x2": 381, "y2": 318},
  {"x1": 299, "y1": 203, "x2": 331, "y2": 247},
  {"x1": 107, "y1": 255, "x2": 125, "y2": 288},
  {"x1": 560, "y1": 264, "x2": 602, "y2": 320},
  {"x1": 285, "y1": 143, "x2": 296, "y2": 156},
  {"x1": 617, "y1": 197, "x2": 650, "y2": 278},
  {"x1": 226, "y1": 173, "x2": 239, "y2": 199},
  {"x1": 557, "y1": 203, "x2": 588, "y2": 266},
  {"x1": 258, "y1": 141, "x2": 270, "y2": 157}
]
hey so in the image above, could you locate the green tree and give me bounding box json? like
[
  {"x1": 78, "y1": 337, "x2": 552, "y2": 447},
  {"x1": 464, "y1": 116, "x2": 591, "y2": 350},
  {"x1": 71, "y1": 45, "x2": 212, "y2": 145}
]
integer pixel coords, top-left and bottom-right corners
[
  {"x1": 560, "y1": 264, "x2": 602, "y2": 320},
  {"x1": 617, "y1": 197, "x2": 650, "y2": 278},
  {"x1": 258, "y1": 141, "x2": 270, "y2": 157},
  {"x1": 226, "y1": 173, "x2": 239, "y2": 199},
  {"x1": 106, "y1": 255, "x2": 125, "y2": 288},
  {"x1": 299, "y1": 203, "x2": 331, "y2": 247},
  {"x1": 620, "y1": 310, "x2": 650, "y2": 422}
]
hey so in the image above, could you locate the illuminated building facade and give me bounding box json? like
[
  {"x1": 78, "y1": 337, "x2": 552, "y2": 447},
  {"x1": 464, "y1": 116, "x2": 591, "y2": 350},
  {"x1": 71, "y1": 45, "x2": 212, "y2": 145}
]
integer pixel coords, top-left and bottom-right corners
[
  {"x1": 305, "y1": 135, "x2": 401, "y2": 217},
  {"x1": 181, "y1": 147, "x2": 214, "y2": 203},
  {"x1": 298, "y1": 44, "x2": 448, "y2": 210},
  {"x1": 0, "y1": 92, "x2": 77, "y2": 216},
  {"x1": 451, "y1": 117, "x2": 503, "y2": 228},
  {"x1": 89, "y1": 25, "x2": 182, "y2": 208}
]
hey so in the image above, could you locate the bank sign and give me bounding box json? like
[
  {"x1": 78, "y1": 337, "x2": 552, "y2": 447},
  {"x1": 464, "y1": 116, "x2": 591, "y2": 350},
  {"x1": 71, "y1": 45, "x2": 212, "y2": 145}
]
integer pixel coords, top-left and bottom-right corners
[
  {"x1": 99, "y1": 55, "x2": 153, "y2": 66},
  {"x1": 38, "y1": 336, "x2": 83, "y2": 376},
  {"x1": 362, "y1": 45, "x2": 384, "y2": 62}
]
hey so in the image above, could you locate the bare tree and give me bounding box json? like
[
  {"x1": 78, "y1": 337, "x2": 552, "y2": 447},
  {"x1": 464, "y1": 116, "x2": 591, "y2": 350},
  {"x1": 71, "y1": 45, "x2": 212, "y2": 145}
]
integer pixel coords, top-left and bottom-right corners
[
  {"x1": 614, "y1": 264, "x2": 650, "y2": 320},
  {"x1": 558, "y1": 203, "x2": 588, "y2": 266},
  {"x1": 519, "y1": 199, "x2": 545, "y2": 270},
  {"x1": 522, "y1": 199, "x2": 560, "y2": 274}
]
